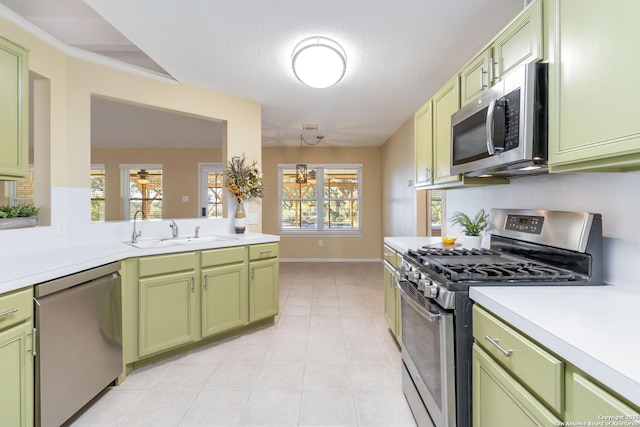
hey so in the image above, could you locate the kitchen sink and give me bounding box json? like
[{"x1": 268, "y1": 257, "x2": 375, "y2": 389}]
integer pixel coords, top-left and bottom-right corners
[{"x1": 125, "y1": 234, "x2": 238, "y2": 249}]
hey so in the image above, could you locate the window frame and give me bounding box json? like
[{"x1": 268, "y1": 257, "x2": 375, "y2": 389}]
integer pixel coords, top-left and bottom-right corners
[
  {"x1": 198, "y1": 162, "x2": 224, "y2": 218},
  {"x1": 120, "y1": 164, "x2": 163, "y2": 220},
  {"x1": 278, "y1": 163, "x2": 363, "y2": 236},
  {"x1": 90, "y1": 164, "x2": 106, "y2": 222}
]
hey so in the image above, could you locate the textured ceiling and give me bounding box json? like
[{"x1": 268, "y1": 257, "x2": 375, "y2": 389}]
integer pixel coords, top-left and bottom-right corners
[{"x1": 1, "y1": 0, "x2": 525, "y2": 148}]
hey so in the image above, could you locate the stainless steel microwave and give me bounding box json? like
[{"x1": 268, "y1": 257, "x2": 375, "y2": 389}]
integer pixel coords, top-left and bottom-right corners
[{"x1": 450, "y1": 62, "x2": 548, "y2": 177}]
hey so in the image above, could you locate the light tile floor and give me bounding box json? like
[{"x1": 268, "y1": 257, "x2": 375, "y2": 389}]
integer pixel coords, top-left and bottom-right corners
[{"x1": 68, "y1": 262, "x2": 416, "y2": 427}]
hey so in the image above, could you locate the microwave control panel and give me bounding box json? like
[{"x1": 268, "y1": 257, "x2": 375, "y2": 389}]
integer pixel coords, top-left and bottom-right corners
[
  {"x1": 501, "y1": 88, "x2": 521, "y2": 151},
  {"x1": 505, "y1": 214, "x2": 544, "y2": 234}
]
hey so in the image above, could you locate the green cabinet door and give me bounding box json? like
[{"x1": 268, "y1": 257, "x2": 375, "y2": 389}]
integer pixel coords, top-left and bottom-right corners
[
  {"x1": 548, "y1": 0, "x2": 640, "y2": 172},
  {"x1": 433, "y1": 75, "x2": 461, "y2": 185},
  {"x1": 0, "y1": 36, "x2": 29, "y2": 180},
  {"x1": 383, "y1": 261, "x2": 397, "y2": 336},
  {"x1": 473, "y1": 344, "x2": 562, "y2": 427},
  {"x1": 460, "y1": 49, "x2": 492, "y2": 106},
  {"x1": 492, "y1": 0, "x2": 543, "y2": 81},
  {"x1": 565, "y1": 369, "x2": 640, "y2": 425},
  {"x1": 249, "y1": 258, "x2": 279, "y2": 322},
  {"x1": 415, "y1": 100, "x2": 433, "y2": 188},
  {"x1": 0, "y1": 322, "x2": 34, "y2": 427},
  {"x1": 138, "y1": 271, "x2": 198, "y2": 357},
  {"x1": 202, "y1": 263, "x2": 248, "y2": 337}
]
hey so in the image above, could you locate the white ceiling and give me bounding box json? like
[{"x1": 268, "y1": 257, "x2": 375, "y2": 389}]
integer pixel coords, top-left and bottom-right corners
[{"x1": 1, "y1": 0, "x2": 525, "y2": 148}]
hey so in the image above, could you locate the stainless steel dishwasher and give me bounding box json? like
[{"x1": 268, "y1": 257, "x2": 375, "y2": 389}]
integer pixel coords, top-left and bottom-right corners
[{"x1": 33, "y1": 261, "x2": 122, "y2": 427}]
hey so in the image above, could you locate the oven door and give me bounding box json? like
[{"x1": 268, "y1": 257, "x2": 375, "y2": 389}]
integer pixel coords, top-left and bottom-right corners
[{"x1": 398, "y1": 279, "x2": 456, "y2": 427}]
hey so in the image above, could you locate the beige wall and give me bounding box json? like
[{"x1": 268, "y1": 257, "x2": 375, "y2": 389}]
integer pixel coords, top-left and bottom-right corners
[
  {"x1": 380, "y1": 117, "x2": 425, "y2": 238},
  {"x1": 262, "y1": 146, "x2": 382, "y2": 260},
  {"x1": 1, "y1": 16, "x2": 263, "y2": 232},
  {"x1": 92, "y1": 147, "x2": 222, "y2": 220}
]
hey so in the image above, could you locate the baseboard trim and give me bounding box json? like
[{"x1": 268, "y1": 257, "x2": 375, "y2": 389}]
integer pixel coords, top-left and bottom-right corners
[{"x1": 279, "y1": 258, "x2": 381, "y2": 263}]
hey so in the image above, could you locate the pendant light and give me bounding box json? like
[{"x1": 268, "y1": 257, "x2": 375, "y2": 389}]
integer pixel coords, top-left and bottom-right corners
[{"x1": 296, "y1": 135, "x2": 324, "y2": 184}]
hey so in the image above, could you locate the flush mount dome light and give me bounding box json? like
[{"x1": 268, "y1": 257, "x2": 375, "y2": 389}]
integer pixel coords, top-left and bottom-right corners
[{"x1": 292, "y1": 36, "x2": 346, "y2": 88}]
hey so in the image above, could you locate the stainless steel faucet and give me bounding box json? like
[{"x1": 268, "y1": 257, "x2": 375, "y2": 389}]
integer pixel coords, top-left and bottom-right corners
[
  {"x1": 195, "y1": 226, "x2": 200, "y2": 238},
  {"x1": 170, "y1": 220, "x2": 179, "y2": 238},
  {"x1": 132, "y1": 210, "x2": 144, "y2": 243}
]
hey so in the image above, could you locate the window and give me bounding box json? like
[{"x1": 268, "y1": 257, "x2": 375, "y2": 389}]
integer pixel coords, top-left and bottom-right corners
[
  {"x1": 199, "y1": 163, "x2": 223, "y2": 218},
  {"x1": 121, "y1": 165, "x2": 163, "y2": 220},
  {"x1": 279, "y1": 165, "x2": 362, "y2": 233},
  {"x1": 431, "y1": 190, "x2": 443, "y2": 236},
  {"x1": 8, "y1": 166, "x2": 35, "y2": 206},
  {"x1": 90, "y1": 166, "x2": 105, "y2": 221}
]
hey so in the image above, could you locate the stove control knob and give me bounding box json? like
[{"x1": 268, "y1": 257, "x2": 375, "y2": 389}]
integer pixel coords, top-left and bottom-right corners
[
  {"x1": 417, "y1": 278, "x2": 429, "y2": 292},
  {"x1": 424, "y1": 285, "x2": 438, "y2": 298},
  {"x1": 408, "y1": 271, "x2": 421, "y2": 282}
]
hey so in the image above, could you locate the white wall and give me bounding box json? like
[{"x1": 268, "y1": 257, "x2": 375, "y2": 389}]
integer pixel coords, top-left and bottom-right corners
[{"x1": 445, "y1": 172, "x2": 640, "y2": 287}]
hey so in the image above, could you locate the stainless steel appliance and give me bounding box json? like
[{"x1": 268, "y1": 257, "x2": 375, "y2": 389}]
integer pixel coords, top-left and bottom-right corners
[
  {"x1": 398, "y1": 209, "x2": 603, "y2": 427},
  {"x1": 450, "y1": 62, "x2": 548, "y2": 177},
  {"x1": 34, "y1": 262, "x2": 122, "y2": 427}
]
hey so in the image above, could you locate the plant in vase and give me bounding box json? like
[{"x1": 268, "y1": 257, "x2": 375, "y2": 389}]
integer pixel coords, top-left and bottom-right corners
[
  {"x1": 223, "y1": 154, "x2": 264, "y2": 233},
  {"x1": 449, "y1": 209, "x2": 489, "y2": 249}
]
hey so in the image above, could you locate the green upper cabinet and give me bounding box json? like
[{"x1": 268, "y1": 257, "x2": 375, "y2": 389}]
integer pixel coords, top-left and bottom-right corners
[
  {"x1": 460, "y1": 49, "x2": 492, "y2": 107},
  {"x1": 492, "y1": 0, "x2": 543, "y2": 82},
  {"x1": 432, "y1": 75, "x2": 461, "y2": 185},
  {"x1": 414, "y1": 100, "x2": 433, "y2": 189},
  {"x1": 0, "y1": 36, "x2": 29, "y2": 181},
  {"x1": 547, "y1": 0, "x2": 640, "y2": 172}
]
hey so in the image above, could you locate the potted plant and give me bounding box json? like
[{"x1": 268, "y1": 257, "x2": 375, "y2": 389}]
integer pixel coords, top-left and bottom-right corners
[
  {"x1": 223, "y1": 154, "x2": 264, "y2": 233},
  {"x1": 0, "y1": 204, "x2": 40, "y2": 230},
  {"x1": 449, "y1": 209, "x2": 489, "y2": 248}
]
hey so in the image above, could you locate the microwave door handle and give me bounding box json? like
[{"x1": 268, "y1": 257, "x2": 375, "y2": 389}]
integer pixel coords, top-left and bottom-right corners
[{"x1": 486, "y1": 99, "x2": 497, "y2": 155}]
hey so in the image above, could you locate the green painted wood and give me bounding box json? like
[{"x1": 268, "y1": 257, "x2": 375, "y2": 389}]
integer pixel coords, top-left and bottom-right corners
[
  {"x1": 473, "y1": 344, "x2": 563, "y2": 427},
  {"x1": 201, "y1": 262, "x2": 248, "y2": 337},
  {"x1": 383, "y1": 261, "x2": 397, "y2": 335},
  {"x1": 492, "y1": 0, "x2": 543, "y2": 81},
  {"x1": 138, "y1": 251, "x2": 197, "y2": 277},
  {"x1": 0, "y1": 287, "x2": 33, "y2": 331},
  {"x1": 138, "y1": 270, "x2": 197, "y2": 357},
  {"x1": 120, "y1": 258, "x2": 140, "y2": 365},
  {"x1": 473, "y1": 305, "x2": 564, "y2": 414},
  {"x1": 414, "y1": 99, "x2": 433, "y2": 188},
  {"x1": 547, "y1": 0, "x2": 640, "y2": 172},
  {"x1": 460, "y1": 49, "x2": 493, "y2": 106},
  {"x1": 0, "y1": 36, "x2": 28, "y2": 181},
  {"x1": 201, "y1": 246, "x2": 247, "y2": 268},
  {"x1": 249, "y1": 243, "x2": 279, "y2": 261},
  {"x1": 433, "y1": 75, "x2": 462, "y2": 185},
  {"x1": 0, "y1": 322, "x2": 34, "y2": 427},
  {"x1": 249, "y1": 258, "x2": 279, "y2": 322},
  {"x1": 565, "y1": 368, "x2": 640, "y2": 425}
]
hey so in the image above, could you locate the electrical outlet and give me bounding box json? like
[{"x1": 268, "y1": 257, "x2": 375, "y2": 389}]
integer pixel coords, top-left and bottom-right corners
[
  {"x1": 56, "y1": 219, "x2": 66, "y2": 235},
  {"x1": 246, "y1": 213, "x2": 259, "y2": 225},
  {"x1": 318, "y1": 239, "x2": 323, "y2": 247}
]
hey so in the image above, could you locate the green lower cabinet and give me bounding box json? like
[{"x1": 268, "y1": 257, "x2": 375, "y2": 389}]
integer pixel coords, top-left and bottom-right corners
[
  {"x1": 249, "y1": 258, "x2": 279, "y2": 322},
  {"x1": 473, "y1": 343, "x2": 562, "y2": 427},
  {"x1": 383, "y1": 261, "x2": 399, "y2": 338},
  {"x1": 138, "y1": 270, "x2": 198, "y2": 357},
  {"x1": 0, "y1": 322, "x2": 33, "y2": 427},
  {"x1": 202, "y1": 263, "x2": 248, "y2": 337},
  {"x1": 565, "y1": 368, "x2": 640, "y2": 426}
]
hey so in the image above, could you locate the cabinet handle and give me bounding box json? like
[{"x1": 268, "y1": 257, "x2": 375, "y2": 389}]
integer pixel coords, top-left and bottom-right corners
[
  {"x1": 259, "y1": 249, "x2": 273, "y2": 255},
  {"x1": 480, "y1": 67, "x2": 488, "y2": 89},
  {"x1": 191, "y1": 276, "x2": 195, "y2": 293},
  {"x1": 203, "y1": 273, "x2": 208, "y2": 290},
  {"x1": 426, "y1": 168, "x2": 432, "y2": 183},
  {"x1": 251, "y1": 267, "x2": 255, "y2": 281},
  {"x1": 485, "y1": 335, "x2": 513, "y2": 357},
  {"x1": 30, "y1": 328, "x2": 37, "y2": 357},
  {"x1": 0, "y1": 308, "x2": 18, "y2": 317}
]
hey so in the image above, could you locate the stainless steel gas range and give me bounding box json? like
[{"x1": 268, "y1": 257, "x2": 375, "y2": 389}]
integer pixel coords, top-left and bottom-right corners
[{"x1": 397, "y1": 209, "x2": 604, "y2": 427}]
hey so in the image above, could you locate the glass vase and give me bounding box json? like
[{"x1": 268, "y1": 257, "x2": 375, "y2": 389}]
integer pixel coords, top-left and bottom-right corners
[{"x1": 234, "y1": 201, "x2": 246, "y2": 234}]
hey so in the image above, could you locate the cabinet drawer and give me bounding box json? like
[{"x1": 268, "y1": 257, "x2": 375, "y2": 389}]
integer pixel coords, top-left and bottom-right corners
[
  {"x1": 201, "y1": 246, "x2": 247, "y2": 267},
  {"x1": 249, "y1": 243, "x2": 279, "y2": 260},
  {"x1": 139, "y1": 252, "x2": 197, "y2": 277},
  {"x1": 0, "y1": 287, "x2": 32, "y2": 330},
  {"x1": 383, "y1": 245, "x2": 398, "y2": 268},
  {"x1": 473, "y1": 305, "x2": 564, "y2": 414}
]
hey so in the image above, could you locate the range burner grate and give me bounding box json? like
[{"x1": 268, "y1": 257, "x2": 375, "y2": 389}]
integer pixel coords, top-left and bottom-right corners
[{"x1": 441, "y1": 262, "x2": 576, "y2": 282}]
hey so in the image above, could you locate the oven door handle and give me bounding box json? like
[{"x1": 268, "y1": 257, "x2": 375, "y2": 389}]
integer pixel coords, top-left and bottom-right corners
[{"x1": 396, "y1": 279, "x2": 442, "y2": 323}]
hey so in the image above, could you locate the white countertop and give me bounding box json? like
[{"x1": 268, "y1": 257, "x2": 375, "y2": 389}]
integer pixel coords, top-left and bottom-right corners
[
  {"x1": 471, "y1": 285, "x2": 640, "y2": 407},
  {"x1": 0, "y1": 232, "x2": 279, "y2": 294},
  {"x1": 384, "y1": 236, "x2": 443, "y2": 254}
]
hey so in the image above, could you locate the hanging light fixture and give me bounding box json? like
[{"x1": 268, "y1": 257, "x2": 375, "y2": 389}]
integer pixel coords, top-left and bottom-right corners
[
  {"x1": 136, "y1": 169, "x2": 150, "y2": 185},
  {"x1": 292, "y1": 36, "x2": 347, "y2": 88},
  {"x1": 296, "y1": 135, "x2": 324, "y2": 184}
]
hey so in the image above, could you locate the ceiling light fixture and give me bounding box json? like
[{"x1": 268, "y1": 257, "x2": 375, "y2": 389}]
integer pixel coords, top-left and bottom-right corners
[
  {"x1": 292, "y1": 36, "x2": 347, "y2": 88},
  {"x1": 296, "y1": 134, "x2": 324, "y2": 184},
  {"x1": 136, "y1": 169, "x2": 150, "y2": 185}
]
